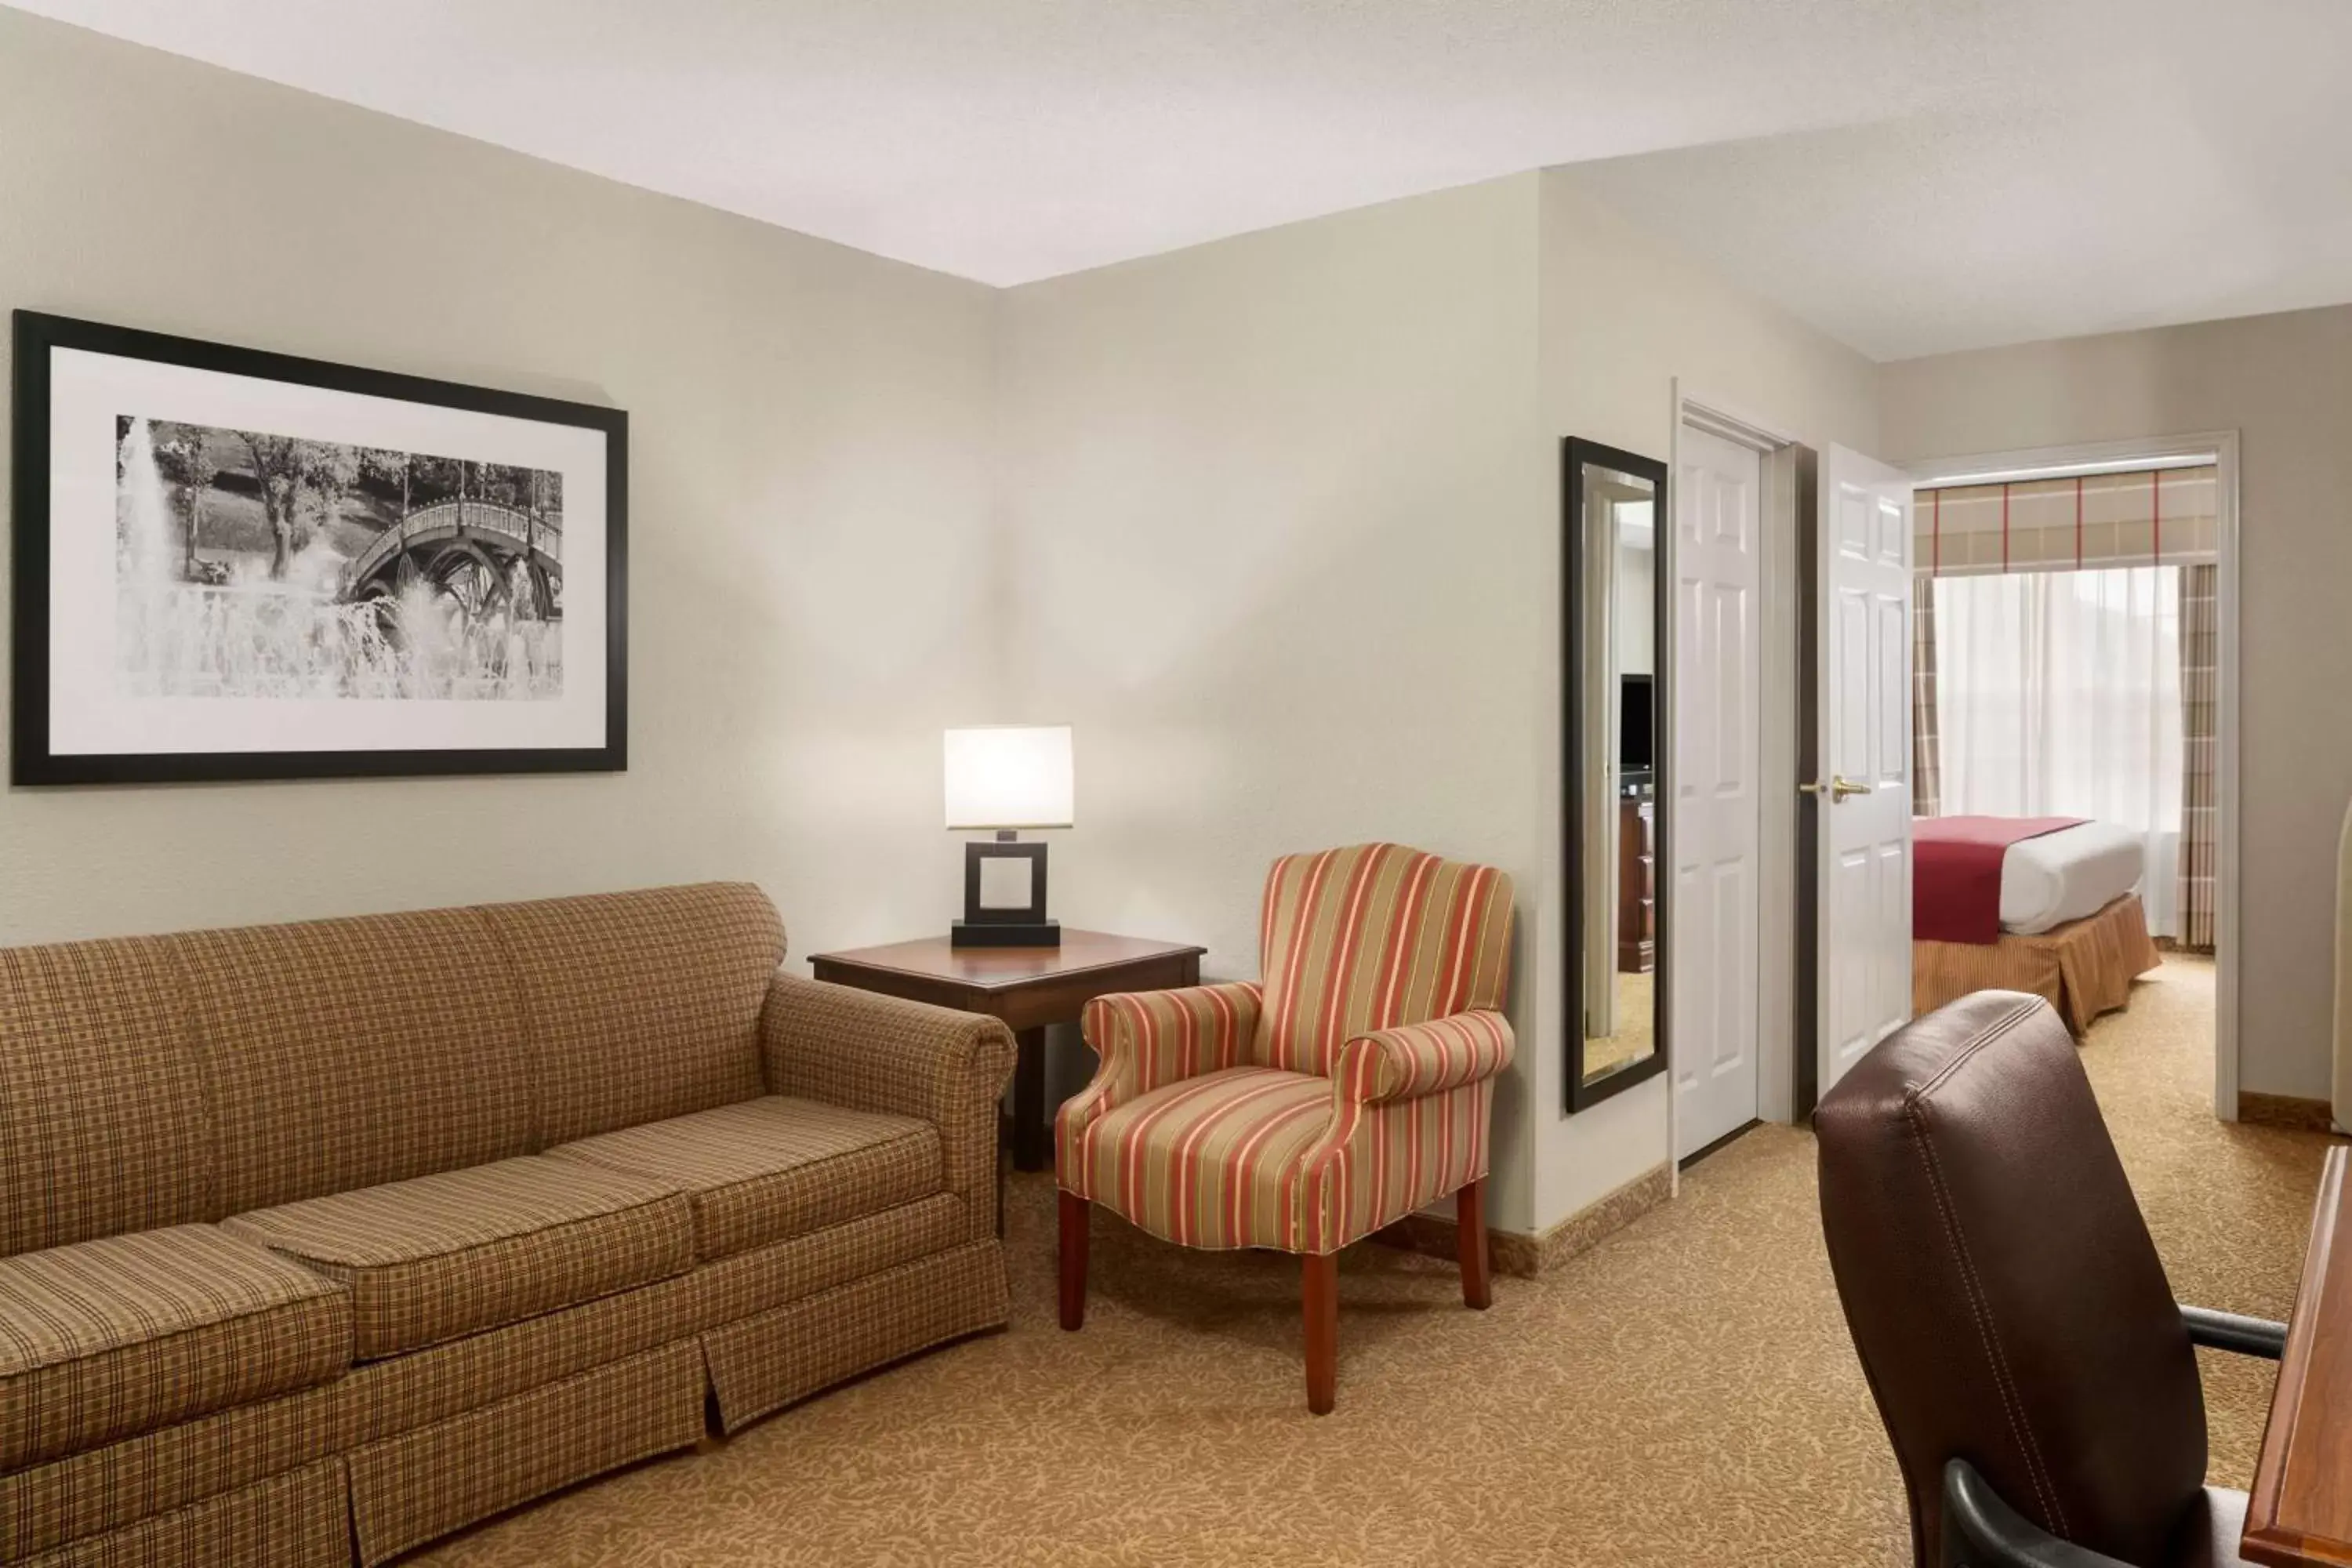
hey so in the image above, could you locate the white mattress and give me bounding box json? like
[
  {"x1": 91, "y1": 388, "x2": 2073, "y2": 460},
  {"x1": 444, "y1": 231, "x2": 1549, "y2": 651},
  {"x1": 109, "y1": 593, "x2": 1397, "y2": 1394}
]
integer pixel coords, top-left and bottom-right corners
[{"x1": 1999, "y1": 821, "x2": 2146, "y2": 935}]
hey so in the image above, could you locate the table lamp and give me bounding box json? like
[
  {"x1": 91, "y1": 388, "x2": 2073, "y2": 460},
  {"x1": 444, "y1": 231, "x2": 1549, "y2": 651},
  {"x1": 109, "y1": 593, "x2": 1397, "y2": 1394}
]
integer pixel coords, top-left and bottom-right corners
[{"x1": 944, "y1": 725, "x2": 1073, "y2": 948}]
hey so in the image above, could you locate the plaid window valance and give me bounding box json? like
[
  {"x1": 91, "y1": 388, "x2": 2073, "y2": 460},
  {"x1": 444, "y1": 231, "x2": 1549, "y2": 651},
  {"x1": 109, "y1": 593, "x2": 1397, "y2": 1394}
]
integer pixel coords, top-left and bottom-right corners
[{"x1": 1915, "y1": 466, "x2": 2218, "y2": 577}]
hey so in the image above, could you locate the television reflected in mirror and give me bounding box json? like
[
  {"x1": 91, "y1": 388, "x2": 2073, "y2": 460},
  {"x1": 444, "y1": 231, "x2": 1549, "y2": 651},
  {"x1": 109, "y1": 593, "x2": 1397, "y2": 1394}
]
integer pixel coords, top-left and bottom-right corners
[
  {"x1": 1564, "y1": 439, "x2": 1669, "y2": 1112},
  {"x1": 1620, "y1": 673, "x2": 1653, "y2": 785}
]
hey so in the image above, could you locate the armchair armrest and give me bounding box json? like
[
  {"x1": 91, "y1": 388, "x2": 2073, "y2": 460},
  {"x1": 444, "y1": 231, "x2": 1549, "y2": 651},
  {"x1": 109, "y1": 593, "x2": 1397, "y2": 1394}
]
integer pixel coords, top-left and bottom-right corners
[
  {"x1": 1060, "y1": 982, "x2": 1262, "y2": 1163},
  {"x1": 1942, "y1": 1458, "x2": 2132, "y2": 1568},
  {"x1": 2181, "y1": 1302, "x2": 2288, "y2": 1359},
  {"x1": 760, "y1": 974, "x2": 1016, "y2": 1240},
  {"x1": 1331, "y1": 1011, "x2": 1514, "y2": 1105}
]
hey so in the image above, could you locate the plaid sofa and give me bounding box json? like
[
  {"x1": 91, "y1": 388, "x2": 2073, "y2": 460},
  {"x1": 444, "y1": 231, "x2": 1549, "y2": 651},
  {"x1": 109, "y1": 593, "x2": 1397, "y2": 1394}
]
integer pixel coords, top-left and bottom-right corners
[{"x1": 0, "y1": 884, "x2": 1014, "y2": 1566}]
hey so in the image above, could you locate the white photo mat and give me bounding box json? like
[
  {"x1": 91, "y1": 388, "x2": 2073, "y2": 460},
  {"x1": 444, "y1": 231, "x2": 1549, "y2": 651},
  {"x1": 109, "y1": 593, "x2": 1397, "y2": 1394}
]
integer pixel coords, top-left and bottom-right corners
[{"x1": 29, "y1": 336, "x2": 619, "y2": 768}]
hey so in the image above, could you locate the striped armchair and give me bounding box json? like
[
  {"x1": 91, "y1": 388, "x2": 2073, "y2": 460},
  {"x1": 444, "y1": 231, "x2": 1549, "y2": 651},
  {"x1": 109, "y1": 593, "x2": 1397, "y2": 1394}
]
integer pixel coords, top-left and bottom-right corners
[{"x1": 1055, "y1": 842, "x2": 1515, "y2": 1413}]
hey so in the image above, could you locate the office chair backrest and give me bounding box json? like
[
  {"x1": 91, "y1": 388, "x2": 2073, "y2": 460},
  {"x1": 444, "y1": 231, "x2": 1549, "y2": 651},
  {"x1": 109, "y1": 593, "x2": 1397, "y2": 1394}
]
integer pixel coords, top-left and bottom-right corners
[{"x1": 1816, "y1": 991, "x2": 2207, "y2": 1567}]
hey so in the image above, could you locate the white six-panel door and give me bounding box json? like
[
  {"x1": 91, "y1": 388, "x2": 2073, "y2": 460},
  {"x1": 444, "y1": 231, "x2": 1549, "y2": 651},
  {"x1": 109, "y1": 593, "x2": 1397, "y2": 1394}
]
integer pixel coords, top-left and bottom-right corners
[
  {"x1": 1673, "y1": 426, "x2": 1763, "y2": 1158},
  {"x1": 1816, "y1": 445, "x2": 1915, "y2": 1094}
]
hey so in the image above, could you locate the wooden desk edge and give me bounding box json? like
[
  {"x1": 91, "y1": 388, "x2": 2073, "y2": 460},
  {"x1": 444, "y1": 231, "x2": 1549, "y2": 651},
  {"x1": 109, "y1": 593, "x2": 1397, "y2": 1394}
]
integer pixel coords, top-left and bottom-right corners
[
  {"x1": 2245, "y1": 1145, "x2": 2350, "y2": 1567},
  {"x1": 2245, "y1": 1530, "x2": 2352, "y2": 1568}
]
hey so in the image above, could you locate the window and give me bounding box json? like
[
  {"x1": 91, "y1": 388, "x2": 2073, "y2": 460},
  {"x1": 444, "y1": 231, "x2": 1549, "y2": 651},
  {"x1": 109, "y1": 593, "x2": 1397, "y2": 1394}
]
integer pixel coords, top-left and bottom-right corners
[{"x1": 1934, "y1": 566, "x2": 2183, "y2": 934}]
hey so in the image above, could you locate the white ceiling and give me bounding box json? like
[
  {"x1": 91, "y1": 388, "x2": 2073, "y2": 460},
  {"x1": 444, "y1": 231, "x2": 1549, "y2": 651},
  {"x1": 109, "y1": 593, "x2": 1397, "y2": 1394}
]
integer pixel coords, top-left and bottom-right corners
[{"x1": 11, "y1": 0, "x2": 2352, "y2": 358}]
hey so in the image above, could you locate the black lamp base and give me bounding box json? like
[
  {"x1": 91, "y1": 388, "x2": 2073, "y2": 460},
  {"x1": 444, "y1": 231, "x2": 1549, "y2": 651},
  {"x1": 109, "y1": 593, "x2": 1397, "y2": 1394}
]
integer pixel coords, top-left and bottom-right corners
[
  {"x1": 951, "y1": 919, "x2": 1062, "y2": 949},
  {"x1": 955, "y1": 835, "x2": 1058, "y2": 948}
]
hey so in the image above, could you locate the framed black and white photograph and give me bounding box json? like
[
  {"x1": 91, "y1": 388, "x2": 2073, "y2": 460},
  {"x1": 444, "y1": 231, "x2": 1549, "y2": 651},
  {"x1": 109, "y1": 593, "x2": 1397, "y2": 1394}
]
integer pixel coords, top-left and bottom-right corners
[{"x1": 10, "y1": 310, "x2": 626, "y2": 785}]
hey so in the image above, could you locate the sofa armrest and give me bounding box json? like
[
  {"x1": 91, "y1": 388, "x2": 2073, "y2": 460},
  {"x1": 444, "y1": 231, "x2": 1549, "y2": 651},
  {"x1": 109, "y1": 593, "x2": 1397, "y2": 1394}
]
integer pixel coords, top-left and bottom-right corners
[
  {"x1": 1331, "y1": 1011, "x2": 1514, "y2": 1105},
  {"x1": 1059, "y1": 982, "x2": 1262, "y2": 1175},
  {"x1": 760, "y1": 974, "x2": 1015, "y2": 1239}
]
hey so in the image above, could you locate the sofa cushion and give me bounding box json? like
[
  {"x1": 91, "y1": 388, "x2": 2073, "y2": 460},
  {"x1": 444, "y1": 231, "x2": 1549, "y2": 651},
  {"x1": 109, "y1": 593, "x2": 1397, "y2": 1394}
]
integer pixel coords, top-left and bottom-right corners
[
  {"x1": 0, "y1": 936, "x2": 216, "y2": 1256},
  {"x1": 477, "y1": 884, "x2": 786, "y2": 1145},
  {"x1": 1061, "y1": 1065, "x2": 1338, "y2": 1250},
  {"x1": 551, "y1": 1096, "x2": 941, "y2": 1261},
  {"x1": 170, "y1": 908, "x2": 537, "y2": 1215},
  {"x1": 0, "y1": 1225, "x2": 350, "y2": 1472},
  {"x1": 223, "y1": 1157, "x2": 693, "y2": 1360}
]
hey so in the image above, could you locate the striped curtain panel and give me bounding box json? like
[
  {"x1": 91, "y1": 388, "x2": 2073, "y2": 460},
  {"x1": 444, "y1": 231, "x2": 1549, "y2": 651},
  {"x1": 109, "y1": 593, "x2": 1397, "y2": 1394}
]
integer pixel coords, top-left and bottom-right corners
[
  {"x1": 2177, "y1": 563, "x2": 2219, "y2": 950},
  {"x1": 1911, "y1": 576, "x2": 1941, "y2": 817}
]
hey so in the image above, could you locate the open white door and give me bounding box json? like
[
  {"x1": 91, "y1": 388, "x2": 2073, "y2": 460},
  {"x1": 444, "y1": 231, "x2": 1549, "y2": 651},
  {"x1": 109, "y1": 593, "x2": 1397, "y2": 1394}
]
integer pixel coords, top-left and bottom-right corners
[
  {"x1": 1813, "y1": 445, "x2": 1914, "y2": 1096},
  {"x1": 1674, "y1": 425, "x2": 1763, "y2": 1157}
]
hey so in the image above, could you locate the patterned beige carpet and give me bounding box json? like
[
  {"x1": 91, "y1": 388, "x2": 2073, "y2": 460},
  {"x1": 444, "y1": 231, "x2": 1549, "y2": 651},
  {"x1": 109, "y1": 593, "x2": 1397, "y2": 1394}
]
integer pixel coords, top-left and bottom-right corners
[
  {"x1": 417, "y1": 958, "x2": 2331, "y2": 1566},
  {"x1": 1584, "y1": 967, "x2": 1655, "y2": 1079}
]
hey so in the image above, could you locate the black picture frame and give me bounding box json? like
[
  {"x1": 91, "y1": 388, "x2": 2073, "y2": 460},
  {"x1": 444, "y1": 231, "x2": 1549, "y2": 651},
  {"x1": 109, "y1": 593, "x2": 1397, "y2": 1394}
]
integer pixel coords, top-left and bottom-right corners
[
  {"x1": 10, "y1": 310, "x2": 628, "y2": 786},
  {"x1": 1563, "y1": 437, "x2": 1671, "y2": 1112}
]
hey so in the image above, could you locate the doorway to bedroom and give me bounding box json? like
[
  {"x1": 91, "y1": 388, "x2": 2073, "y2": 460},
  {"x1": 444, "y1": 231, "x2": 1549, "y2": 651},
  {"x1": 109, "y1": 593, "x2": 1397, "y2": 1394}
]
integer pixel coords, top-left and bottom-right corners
[{"x1": 1905, "y1": 438, "x2": 2237, "y2": 1120}]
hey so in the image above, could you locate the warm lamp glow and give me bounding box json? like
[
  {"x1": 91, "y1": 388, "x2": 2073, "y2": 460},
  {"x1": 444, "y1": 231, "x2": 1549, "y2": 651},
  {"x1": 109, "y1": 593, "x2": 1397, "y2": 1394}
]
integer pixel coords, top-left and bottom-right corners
[{"x1": 943, "y1": 726, "x2": 1074, "y2": 830}]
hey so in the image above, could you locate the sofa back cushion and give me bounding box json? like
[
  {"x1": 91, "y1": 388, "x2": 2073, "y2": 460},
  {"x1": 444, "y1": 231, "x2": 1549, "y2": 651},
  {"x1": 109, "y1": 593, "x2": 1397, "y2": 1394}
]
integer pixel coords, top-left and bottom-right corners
[
  {"x1": 477, "y1": 884, "x2": 785, "y2": 1145},
  {"x1": 173, "y1": 909, "x2": 536, "y2": 1214},
  {"x1": 0, "y1": 937, "x2": 216, "y2": 1254}
]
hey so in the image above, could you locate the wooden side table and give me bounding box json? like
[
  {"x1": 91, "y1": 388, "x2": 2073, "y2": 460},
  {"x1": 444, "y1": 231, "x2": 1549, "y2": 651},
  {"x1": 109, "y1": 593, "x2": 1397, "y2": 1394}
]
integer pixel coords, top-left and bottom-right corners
[{"x1": 807, "y1": 930, "x2": 1206, "y2": 1177}]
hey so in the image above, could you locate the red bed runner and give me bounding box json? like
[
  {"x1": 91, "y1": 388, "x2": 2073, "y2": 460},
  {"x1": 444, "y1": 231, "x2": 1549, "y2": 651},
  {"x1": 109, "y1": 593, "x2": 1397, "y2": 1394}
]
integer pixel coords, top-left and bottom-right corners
[{"x1": 1914, "y1": 815, "x2": 2086, "y2": 945}]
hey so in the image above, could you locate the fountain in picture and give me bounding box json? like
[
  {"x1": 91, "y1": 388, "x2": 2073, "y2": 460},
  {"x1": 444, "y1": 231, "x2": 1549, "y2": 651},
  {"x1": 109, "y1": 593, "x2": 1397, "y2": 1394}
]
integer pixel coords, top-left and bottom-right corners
[{"x1": 114, "y1": 415, "x2": 564, "y2": 702}]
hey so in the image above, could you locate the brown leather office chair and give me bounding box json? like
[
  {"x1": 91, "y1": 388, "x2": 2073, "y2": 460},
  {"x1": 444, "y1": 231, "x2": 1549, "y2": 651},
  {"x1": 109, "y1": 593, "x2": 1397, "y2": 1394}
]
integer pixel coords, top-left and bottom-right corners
[{"x1": 1817, "y1": 991, "x2": 2286, "y2": 1568}]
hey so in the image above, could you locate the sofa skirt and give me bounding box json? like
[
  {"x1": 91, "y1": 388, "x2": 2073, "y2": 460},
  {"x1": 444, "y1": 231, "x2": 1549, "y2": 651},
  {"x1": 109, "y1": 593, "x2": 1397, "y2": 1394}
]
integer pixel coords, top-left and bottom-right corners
[
  {"x1": 3, "y1": 1200, "x2": 1003, "y2": 1565},
  {"x1": 347, "y1": 1341, "x2": 705, "y2": 1566},
  {"x1": 704, "y1": 1240, "x2": 1009, "y2": 1432},
  {"x1": 21, "y1": 1460, "x2": 347, "y2": 1568}
]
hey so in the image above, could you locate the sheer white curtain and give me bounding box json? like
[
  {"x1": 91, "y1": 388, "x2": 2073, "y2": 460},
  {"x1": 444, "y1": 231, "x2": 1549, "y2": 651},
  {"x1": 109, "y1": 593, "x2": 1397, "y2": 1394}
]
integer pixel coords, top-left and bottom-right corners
[{"x1": 1934, "y1": 567, "x2": 2183, "y2": 935}]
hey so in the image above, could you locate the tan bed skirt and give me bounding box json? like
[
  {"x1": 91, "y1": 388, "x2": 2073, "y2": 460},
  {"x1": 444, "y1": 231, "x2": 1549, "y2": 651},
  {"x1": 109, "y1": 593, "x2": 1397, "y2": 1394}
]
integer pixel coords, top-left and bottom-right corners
[{"x1": 1912, "y1": 892, "x2": 2163, "y2": 1036}]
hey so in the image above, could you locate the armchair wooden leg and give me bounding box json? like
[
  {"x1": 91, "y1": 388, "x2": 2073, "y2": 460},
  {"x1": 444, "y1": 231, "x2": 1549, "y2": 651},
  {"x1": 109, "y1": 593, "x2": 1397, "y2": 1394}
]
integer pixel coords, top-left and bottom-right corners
[
  {"x1": 1457, "y1": 1178, "x2": 1493, "y2": 1310},
  {"x1": 1058, "y1": 1189, "x2": 1090, "y2": 1331},
  {"x1": 1303, "y1": 1251, "x2": 1338, "y2": 1415}
]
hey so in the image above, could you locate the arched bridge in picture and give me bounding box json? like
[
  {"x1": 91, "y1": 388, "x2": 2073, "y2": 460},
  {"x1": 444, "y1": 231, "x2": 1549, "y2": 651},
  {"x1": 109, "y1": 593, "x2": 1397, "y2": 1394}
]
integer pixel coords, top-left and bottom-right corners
[{"x1": 343, "y1": 500, "x2": 562, "y2": 619}]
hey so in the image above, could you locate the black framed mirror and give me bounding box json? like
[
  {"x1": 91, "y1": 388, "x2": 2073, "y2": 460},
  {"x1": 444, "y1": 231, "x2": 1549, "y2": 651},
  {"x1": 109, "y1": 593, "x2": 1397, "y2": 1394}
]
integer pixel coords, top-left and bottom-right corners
[{"x1": 1564, "y1": 438, "x2": 1670, "y2": 1112}]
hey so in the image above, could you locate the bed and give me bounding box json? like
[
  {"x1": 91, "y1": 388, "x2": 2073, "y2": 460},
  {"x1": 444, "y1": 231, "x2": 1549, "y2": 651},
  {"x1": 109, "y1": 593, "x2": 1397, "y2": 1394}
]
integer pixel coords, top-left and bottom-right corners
[{"x1": 1911, "y1": 816, "x2": 2164, "y2": 1035}]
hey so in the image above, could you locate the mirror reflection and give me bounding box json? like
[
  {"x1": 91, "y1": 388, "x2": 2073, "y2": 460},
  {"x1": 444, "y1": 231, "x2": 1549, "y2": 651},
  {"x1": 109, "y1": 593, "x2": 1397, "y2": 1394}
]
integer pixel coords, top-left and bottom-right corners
[{"x1": 1566, "y1": 443, "x2": 1667, "y2": 1109}]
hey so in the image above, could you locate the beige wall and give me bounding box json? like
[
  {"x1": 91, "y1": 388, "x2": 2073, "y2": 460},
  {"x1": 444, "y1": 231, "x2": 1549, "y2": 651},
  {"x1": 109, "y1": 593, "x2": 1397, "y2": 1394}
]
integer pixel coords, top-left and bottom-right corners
[
  {"x1": 0, "y1": 11, "x2": 1001, "y2": 962},
  {"x1": 1539, "y1": 174, "x2": 1882, "y2": 468},
  {"x1": 997, "y1": 175, "x2": 1554, "y2": 1228},
  {"x1": 1882, "y1": 305, "x2": 2352, "y2": 1100},
  {"x1": 1534, "y1": 172, "x2": 1882, "y2": 1221},
  {"x1": 996, "y1": 171, "x2": 1882, "y2": 1235}
]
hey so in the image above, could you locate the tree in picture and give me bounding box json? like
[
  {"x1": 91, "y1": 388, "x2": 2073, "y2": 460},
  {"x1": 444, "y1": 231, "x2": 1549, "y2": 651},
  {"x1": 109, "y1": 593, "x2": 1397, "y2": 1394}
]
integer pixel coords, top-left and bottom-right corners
[{"x1": 114, "y1": 414, "x2": 564, "y2": 702}]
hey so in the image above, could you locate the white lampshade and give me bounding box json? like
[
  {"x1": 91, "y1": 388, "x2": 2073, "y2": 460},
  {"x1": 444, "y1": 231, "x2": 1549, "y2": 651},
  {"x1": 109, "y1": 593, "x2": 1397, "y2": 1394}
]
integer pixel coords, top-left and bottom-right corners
[{"x1": 943, "y1": 726, "x2": 1074, "y2": 830}]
